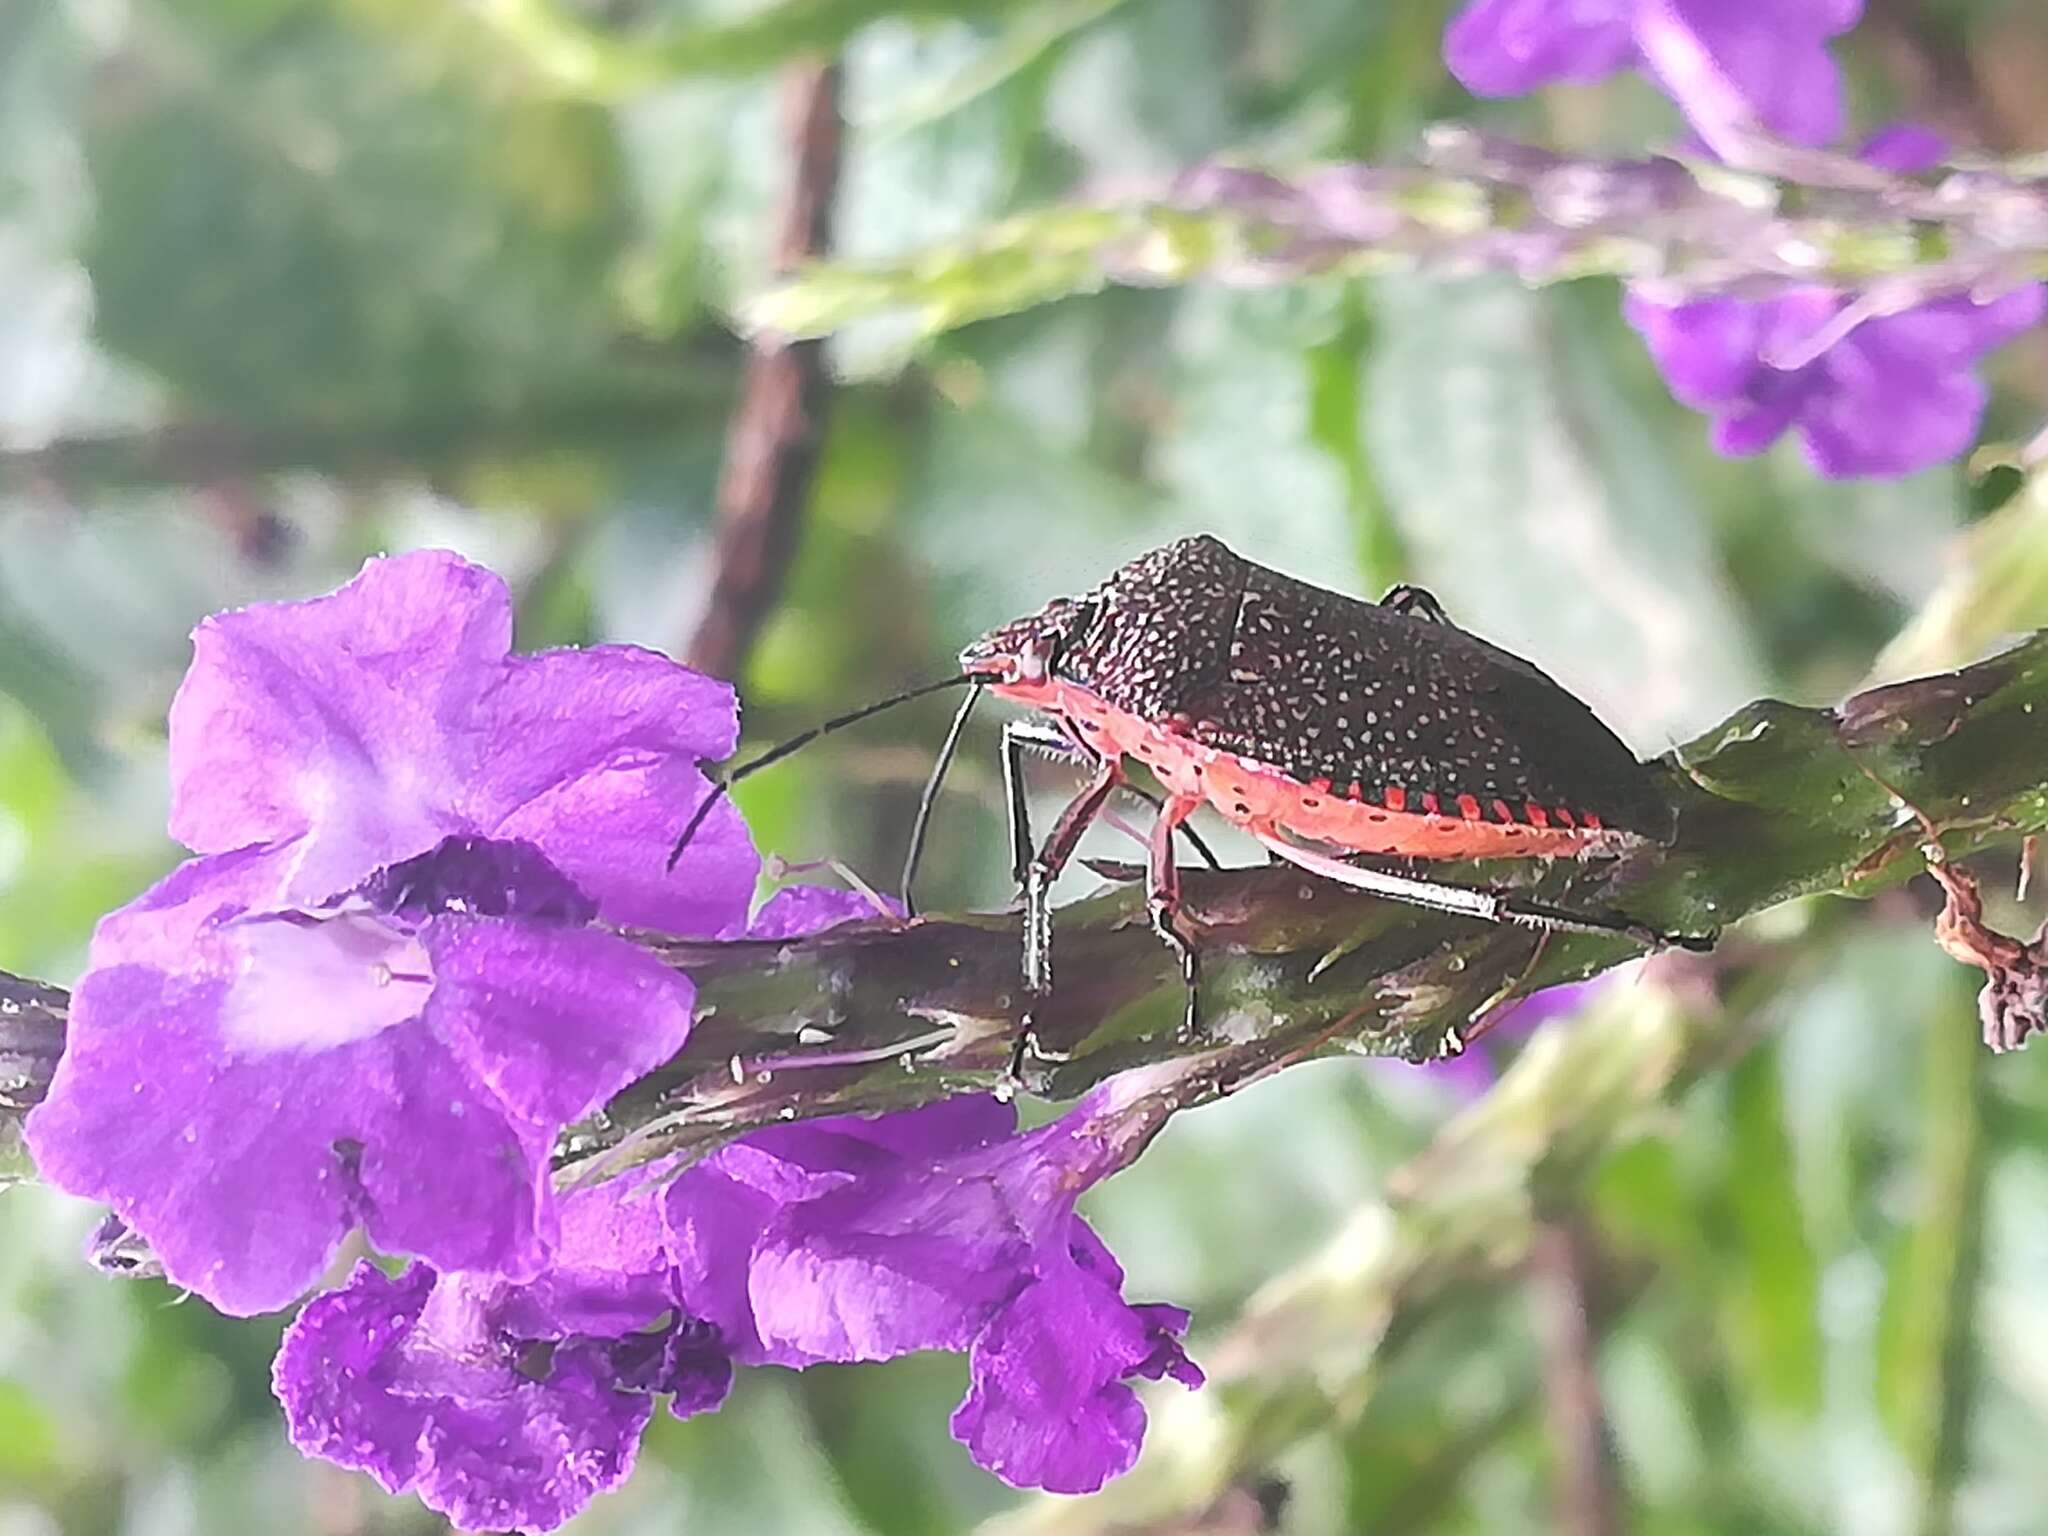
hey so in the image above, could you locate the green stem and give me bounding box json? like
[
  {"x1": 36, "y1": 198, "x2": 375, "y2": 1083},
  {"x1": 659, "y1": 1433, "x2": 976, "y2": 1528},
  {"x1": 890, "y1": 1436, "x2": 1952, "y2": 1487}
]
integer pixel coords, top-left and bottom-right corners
[
  {"x1": 5, "y1": 634, "x2": 2048, "y2": 1188},
  {"x1": 752, "y1": 134, "x2": 2048, "y2": 342}
]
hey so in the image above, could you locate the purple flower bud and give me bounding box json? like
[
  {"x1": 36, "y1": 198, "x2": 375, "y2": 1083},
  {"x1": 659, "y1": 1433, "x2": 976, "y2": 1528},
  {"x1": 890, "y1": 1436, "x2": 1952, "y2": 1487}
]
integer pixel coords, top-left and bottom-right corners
[
  {"x1": 1445, "y1": 0, "x2": 1864, "y2": 156},
  {"x1": 27, "y1": 552, "x2": 756, "y2": 1314}
]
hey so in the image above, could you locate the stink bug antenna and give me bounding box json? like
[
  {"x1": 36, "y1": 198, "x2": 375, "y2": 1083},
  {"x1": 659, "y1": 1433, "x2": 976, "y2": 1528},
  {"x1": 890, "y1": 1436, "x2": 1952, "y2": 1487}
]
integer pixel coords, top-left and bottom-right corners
[
  {"x1": 667, "y1": 673, "x2": 985, "y2": 872},
  {"x1": 900, "y1": 679, "x2": 986, "y2": 918}
]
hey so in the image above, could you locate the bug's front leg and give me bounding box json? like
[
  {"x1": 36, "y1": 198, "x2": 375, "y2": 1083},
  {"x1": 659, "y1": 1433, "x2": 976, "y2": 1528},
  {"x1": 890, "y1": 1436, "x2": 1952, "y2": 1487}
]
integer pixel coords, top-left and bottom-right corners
[
  {"x1": 1148, "y1": 793, "x2": 1205, "y2": 1043},
  {"x1": 1003, "y1": 720, "x2": 1122, "y2": 1088}
]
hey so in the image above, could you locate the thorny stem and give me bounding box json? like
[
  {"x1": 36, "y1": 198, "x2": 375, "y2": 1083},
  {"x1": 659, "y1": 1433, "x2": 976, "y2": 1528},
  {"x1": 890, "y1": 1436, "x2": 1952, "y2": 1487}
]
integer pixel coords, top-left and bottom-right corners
[
  {"x1": 752, "y1": 129, "x2": 2048, "y2": 341},
  {"x1": 7, "y1": 632, "x2": 2048, "y2": 1188}
]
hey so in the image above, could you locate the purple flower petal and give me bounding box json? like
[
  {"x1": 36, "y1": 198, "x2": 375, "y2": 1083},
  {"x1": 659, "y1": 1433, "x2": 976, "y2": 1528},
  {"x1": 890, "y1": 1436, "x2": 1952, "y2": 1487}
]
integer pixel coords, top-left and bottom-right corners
[
  {"x1": 950, "y1": 1232, "x2": 1200, "y2": 1494},
  {"x1": 29, "y1": 844, "x2": 696, "y2": 1314},
  {"x1": 746, "y1": 883, "x2": 893, "y2": 940},
  {"x1": 274, "y1": 1261, "x2": 661, "y2": 1535},
  {"x1": 663, "y1": 1098, "x2": 1014, "y2": 1361},
  {"x1": 1636, "y1": 0, "x2": 1856, "y2": 153},
  {"x1": 420, "y1": 915, "x2": 694, "y2": 1129},
  {"x1": 274, "y1": 1176, "x2": 734, "y2": 1533},
  {"x1": 747, "y1": 1174, "x2": 1026, "y2": 1362},
  {"x1": 1446, "y1": 0, "x2": 1862, "y2": 152},
  {"x1": 1627, "y1": 272, "x2": 2043, "y2": 479},
  {"x1": 31, "y1": 552, "x2": 755, "y2": 1314},
  {"x1": 1860, "y1": 122, "x2": 1947, "y2": 173},
  {"x1": 661, "y1": 1080, "x2": 1199, "y2": 1491},
  {"x1": 1446, "y1": 0, "x2": 1636, "y2": 95},
  {"x1": 168, "y1": 552, "x2": 509, "y2": 899},
  {"x1": 489, "y1": 1172, "x2": 679, "y2": 1340},
  {"x1": 274, "y1": 1264, "x2": 442, "y2": 1494},
  {"x1": 165, "y1": 551, "x2": 756, "y2": 919},
  {"x1": 473, "y1": 648, "x2": 754, "y2": 935}
]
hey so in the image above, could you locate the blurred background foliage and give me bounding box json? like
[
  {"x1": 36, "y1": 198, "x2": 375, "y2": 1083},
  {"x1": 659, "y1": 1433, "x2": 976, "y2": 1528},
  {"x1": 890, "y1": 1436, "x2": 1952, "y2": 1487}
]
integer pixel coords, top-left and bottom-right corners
[{"x1": 7, "y1": 1, "x2": 2048, "y2": 1532}]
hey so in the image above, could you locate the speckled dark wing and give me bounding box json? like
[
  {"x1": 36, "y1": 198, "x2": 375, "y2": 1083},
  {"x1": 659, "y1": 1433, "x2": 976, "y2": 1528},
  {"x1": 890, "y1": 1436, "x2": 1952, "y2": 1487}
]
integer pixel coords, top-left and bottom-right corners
[{"x1": 1065, "y1": 537, "x2": 1674, "y2": 840}]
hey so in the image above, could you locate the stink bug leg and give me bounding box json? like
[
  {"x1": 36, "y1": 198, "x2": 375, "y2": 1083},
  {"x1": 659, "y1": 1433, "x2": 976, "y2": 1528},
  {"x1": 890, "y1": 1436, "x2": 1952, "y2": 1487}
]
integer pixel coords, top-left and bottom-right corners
[
  {"x1": 1003, "y1": 720, "x2": 1123, "y2": 1086},
  {"x1": 1257, "y1": 829, "x2": 1712, "y2": 953},
  {"x1": 1379, "y1": 584, "x2": 1452, "y2": 625},
  {"x1": 1001, "y1": 720, "x2": 1226, "y2": 1083},
  {"x1": 1147, "y1": 793, "x2": 1204, "y2": 1041}
]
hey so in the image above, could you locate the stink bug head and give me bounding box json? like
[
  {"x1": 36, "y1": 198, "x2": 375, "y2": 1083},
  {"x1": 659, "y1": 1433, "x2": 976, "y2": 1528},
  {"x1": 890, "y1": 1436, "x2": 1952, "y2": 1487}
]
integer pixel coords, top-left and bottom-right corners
[{"x1": 959, "y1": 594, "x2": 1098, "y2": 691}]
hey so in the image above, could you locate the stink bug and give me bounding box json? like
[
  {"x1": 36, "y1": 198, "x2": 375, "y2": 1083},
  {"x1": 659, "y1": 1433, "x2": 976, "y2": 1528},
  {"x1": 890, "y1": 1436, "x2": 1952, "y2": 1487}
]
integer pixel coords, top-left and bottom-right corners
[
  {"x1": 671, "y1": 534, "x2": 1711, "y2": 1067},
  {"x1": 952, "y1": 535, "x2": 1709, "y2": 1046}
]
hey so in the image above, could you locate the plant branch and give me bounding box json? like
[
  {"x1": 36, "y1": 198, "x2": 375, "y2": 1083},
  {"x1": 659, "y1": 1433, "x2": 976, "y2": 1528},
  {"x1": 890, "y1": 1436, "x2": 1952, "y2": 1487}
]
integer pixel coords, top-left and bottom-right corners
[
  {"x1": 750, "y1": 131, "x2": 2048, "y2": 342},
  {"x1": 1530, "y1": 1221, "x2": 1624, "y2": 1536},
  {"x1": 6, "y1": 634, "x2": 2048, "y2": 1186},
  {"x1": 0, "y1": 365, "x2": 736, "y2": 494},
  {"x1": 685, "y1": 58, "x2": 843, "y2": 679}
]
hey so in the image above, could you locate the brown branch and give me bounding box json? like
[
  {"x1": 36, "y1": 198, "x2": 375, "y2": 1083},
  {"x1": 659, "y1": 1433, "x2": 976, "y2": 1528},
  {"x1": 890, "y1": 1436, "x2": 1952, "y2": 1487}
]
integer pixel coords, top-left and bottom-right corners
[
  {"x1": 1530, "y1": 1222, "x2": 1624, "y2": 1536},
  {"x1": 684, "y1": 60, "x2": 843, "y2": 680},
  {"x1": 0, "y1": 367, "x2": 734, "y2": 492}
]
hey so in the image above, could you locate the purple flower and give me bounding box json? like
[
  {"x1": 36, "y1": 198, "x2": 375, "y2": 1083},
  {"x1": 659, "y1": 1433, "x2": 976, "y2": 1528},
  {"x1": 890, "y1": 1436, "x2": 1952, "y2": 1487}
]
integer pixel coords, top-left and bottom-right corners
[
  {"x1": 276, "y1": 1079, "x2": 1203, "y2": 1527},
  {"x1": 663, "y1": 1074, "x2": 1201, "y2": 1493},
  {"x1": 27, "y1": 552, "x2": 758, "y2": 1315},
  {"x1": 273, "y1": 1180, "x2": 733, "y2": 1535},
  {"x1": 1620, "y1": 127, "x2": 2045, "y2": 479},
  {"x1": 1446, "y1": 0, "x2": 1864, "y2": 156},
  {"x1": 1626, "y1": 282, "x2": 2046, "y2": 477}
]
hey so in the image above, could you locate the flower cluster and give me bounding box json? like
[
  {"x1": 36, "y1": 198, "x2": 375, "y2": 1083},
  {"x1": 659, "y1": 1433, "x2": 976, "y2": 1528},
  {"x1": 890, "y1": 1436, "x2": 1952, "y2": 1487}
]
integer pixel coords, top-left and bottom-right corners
[
  {"x1": 27, "y1": 553, "x2": 1200, "y2": 1530},
  {"x1": 1446, "y1": 0, "x2": 2044, "y2": 478}
]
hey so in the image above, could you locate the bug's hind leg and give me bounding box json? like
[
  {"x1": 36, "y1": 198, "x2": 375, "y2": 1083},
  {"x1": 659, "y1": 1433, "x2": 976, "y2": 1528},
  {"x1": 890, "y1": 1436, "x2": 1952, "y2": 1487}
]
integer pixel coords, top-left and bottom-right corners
[
  {"x1": 1256, "y1": 830, "x2": 1714, "y2": 953},
  {"x1": 1148, "y1": 793, "x2": 1205, "y2": 1043}
]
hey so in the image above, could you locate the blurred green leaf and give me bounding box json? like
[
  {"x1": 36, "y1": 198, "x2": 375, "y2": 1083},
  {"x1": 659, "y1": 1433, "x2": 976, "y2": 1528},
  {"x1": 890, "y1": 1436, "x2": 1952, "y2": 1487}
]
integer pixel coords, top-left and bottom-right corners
[
  {"x1": 1872, "y1": 469, "x2": 2048, "y2": 684},
  {"x1": 482, "y1": 0, "x2": 1057, "y2": 94},
  {"x1": 1150, "y1": 287, "x2": 1359, "y2": 584},
  {"x1": 1875, "y1": 973, "x2": 1988, "y2": 1525},
  {"x1": 1360, "y1": 277, "x2": 1766, "y2": 748},
  {"x1": 86, "y1": 5, "x2": 628, "y2": 425},
  {"x1": 0, "y1": 1379, "x2": 61, "y2": 1487},
  {"x1": 1720, "y1": 1052, "x2": 1822, "y2": 1415}
]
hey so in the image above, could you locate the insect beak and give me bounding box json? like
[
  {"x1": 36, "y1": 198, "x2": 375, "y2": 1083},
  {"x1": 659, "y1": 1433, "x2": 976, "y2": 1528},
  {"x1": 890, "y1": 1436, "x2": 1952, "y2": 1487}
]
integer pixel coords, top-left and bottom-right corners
[{"x1": 957, "y1": 638, "x2": 1029, "y2": 685}]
